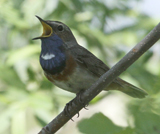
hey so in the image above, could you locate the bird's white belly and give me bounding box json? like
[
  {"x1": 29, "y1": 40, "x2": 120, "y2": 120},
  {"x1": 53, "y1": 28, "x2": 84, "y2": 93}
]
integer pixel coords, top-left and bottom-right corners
[{"x1": 53, "y1": 65, "x2": 97, "y2": 93}]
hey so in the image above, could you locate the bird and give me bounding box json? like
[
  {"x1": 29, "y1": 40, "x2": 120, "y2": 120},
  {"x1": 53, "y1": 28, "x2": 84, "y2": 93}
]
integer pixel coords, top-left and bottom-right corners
[{"x1": 33, "y1": 16, "x2": 148, "y2": 103}]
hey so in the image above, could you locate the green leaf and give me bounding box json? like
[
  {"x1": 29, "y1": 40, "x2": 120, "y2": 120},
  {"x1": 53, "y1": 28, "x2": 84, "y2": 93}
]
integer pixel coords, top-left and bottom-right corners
[
  {"x1": 6, "y1": 45, "x2": 40, "y2": 66},
  {"x1": 78, "y1": 112, "x2": 123, "y2": 134},
  {"x1": 134, "y1": 112, "x2": 160, "y2": 134},
  {"x1": 0, "y1": 66, "x2": 25, "y2": 89},
  {"x1": 115, "y1": 127, "x2": 134, "y2": 134}
]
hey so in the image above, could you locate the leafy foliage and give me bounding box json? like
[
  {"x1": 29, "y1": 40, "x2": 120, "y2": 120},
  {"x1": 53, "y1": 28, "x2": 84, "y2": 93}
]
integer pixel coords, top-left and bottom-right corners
[
  {"x1": 0, "y1": 0, "x2": 160, "y2": 134},
  {"x1": 78, "y1": 113, "x2": 134, "y2": 134}
]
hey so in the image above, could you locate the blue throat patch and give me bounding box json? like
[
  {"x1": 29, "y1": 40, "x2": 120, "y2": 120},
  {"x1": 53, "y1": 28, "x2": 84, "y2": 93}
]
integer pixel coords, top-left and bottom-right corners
[{"x1": 40, "y1": 35, "x2": 66, "y2": 74}]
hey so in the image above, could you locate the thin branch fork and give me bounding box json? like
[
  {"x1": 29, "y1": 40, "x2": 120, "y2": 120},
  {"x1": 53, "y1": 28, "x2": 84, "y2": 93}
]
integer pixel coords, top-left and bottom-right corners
[{"x1": 38, "y1": 23, "x2": 160, "y2": 134}]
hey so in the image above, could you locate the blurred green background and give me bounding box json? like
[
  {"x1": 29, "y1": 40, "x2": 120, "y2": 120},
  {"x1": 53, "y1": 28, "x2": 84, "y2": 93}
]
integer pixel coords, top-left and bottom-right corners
[{"x1": 0, "y1": 0, "x2": 160, "y2": 134}]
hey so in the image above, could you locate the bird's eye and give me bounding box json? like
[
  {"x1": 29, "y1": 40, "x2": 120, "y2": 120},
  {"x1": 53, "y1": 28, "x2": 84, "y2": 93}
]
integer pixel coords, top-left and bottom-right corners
[{"x1": 57, "y1": 25, "x2": 63, "y2": 31}]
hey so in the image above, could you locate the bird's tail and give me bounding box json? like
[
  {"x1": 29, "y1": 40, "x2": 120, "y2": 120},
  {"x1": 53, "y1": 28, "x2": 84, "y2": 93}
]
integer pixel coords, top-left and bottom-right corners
[{"x1": 114, "y1": 78, "x2": 148, "y2": 98}]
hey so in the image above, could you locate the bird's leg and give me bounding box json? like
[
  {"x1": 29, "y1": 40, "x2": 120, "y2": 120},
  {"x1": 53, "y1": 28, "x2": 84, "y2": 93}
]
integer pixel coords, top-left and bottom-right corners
[
  {"x1": 64, "y1": 99, "x2": 75, "y2": 121},
  {"x1": 76, "y1": 90, "x2": 89, "y2": 110},
  {"x1": 63, "y1": 98, "x2": 81, "y2": 120},
  {"x1": 63, "y1": 90, "x2": 89, "y2": 120}
]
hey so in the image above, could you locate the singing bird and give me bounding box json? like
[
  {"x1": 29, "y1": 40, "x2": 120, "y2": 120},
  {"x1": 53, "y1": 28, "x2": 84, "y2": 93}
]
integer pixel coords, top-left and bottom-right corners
[{"x1": 33, "y1": 16, "x2": 147, "y2": 100}]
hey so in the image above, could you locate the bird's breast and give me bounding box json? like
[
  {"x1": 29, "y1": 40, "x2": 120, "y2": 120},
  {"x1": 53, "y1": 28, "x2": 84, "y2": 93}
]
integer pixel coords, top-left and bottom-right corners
[
  {"x1": 45, "y1": 54, "x2": 77, "y2": 81},
  {"x1": 44, "y1": 55, "x2": 97, "y2": 93}
]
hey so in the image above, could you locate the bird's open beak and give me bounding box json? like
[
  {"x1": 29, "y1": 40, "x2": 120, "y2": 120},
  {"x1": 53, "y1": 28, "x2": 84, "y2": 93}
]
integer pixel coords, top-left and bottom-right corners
[{"x1": 32, "y1": 16, "x2": 53, "y2": 40}]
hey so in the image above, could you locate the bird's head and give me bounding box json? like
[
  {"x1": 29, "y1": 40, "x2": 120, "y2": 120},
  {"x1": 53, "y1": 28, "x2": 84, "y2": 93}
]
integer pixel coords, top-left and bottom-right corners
[
  {"x1": 33, "y1": 16, "x2": 80, "y2": 74},
  {"x1": 33, "y1": 16, "x2": 77, "y2": 48}
]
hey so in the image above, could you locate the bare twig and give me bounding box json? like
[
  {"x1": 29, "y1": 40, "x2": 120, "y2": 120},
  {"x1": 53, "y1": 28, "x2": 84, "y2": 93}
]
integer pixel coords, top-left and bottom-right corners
[{"x1": 38, "y1": 23, "x2": 160, "y2": 134}]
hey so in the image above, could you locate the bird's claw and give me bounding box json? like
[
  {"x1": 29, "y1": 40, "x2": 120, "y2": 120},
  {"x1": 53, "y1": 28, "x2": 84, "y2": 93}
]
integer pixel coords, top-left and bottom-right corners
[
  {"x1": 63, "y1": 90, "x2": 89, "y2": 120},
  {"x1": 76, "y1": 90, "x2": 89, "y2": 111},
  {"x1": 64, "y1": 100, "x2": 74, "y2": 121}
]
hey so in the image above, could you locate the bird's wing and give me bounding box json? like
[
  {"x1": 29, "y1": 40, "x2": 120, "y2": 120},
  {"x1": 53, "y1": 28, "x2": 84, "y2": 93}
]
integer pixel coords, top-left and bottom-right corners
[
  {"x1": 68, "y1": 44, "x2": 148, "y2": 98},
  {"x1": 69, "y1": 45, "x2": 110, "y2": 77}
]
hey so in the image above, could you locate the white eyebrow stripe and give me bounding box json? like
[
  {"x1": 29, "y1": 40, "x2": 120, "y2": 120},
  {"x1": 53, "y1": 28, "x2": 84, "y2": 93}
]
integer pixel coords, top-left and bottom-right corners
[{"x1": 41, "y1": 53, "x2": 55, "y2": 60}]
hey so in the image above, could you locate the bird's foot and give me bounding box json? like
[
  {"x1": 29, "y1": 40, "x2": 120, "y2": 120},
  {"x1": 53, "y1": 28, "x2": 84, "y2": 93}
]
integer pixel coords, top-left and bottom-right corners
[
  {"x1": 76, "y1": 90, "x2": 89, "y2": 111},
  {"x1": 64, "y1": 99, "x2": 75, "y2": 121},
  {"x1": 63, "y1": 90, "x2": 89, "y2": 120}
]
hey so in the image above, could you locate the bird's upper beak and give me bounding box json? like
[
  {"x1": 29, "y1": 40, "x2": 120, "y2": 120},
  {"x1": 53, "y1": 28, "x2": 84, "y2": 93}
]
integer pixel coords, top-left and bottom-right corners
[{"x1": 32, "y1": 16, "x2": 53, "y2": 40}]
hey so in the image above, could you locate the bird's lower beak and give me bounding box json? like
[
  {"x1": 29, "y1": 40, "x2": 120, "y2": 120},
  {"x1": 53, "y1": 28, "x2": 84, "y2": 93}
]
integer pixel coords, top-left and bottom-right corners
[{"x1": 32, "y1": 16, "x2": 53, "y2": 40}]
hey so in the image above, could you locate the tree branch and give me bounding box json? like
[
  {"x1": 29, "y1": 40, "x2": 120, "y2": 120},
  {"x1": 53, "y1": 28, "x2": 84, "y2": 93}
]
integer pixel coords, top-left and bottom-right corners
[{"x1": 38, "y1": 23, "x2": 160, "y2": 134}]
